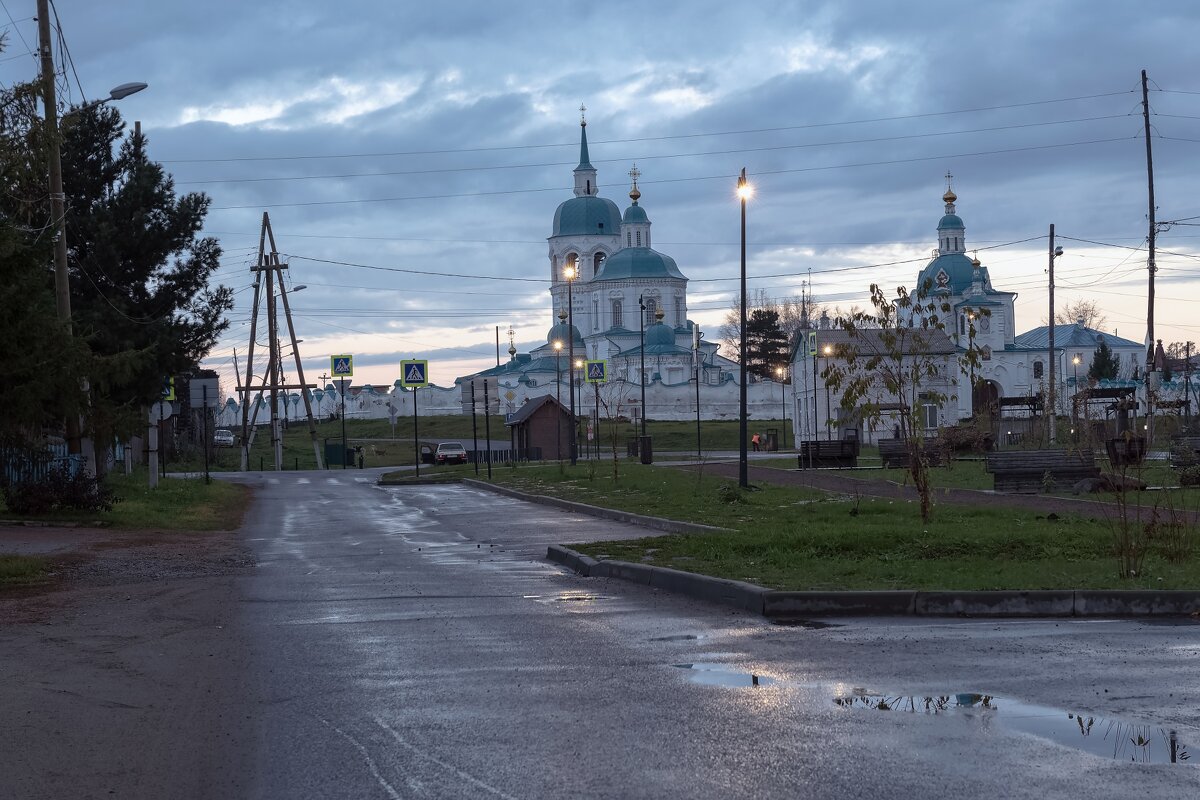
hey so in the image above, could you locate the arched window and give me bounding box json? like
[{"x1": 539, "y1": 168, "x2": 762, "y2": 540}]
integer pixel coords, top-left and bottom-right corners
[
  {"x1": 636, "y1": 231, "x2": 642, "y2": 247},
  {"x1": 565, "y1": 253, "x2": 578, "y2": 278},
  {"x1": 627, "y1": 232, "x2": 632, "y2": 247},
  {"x1": 611, "y1": 300, "x2": 622, "y2": 328},
  {"x1": 644, "y1": 298, "x2": 657, "y2": 326},
  {"x1": 674, "y1": 297, "x2": 684, "y2": 326},
  {"x1": 593, "y1": 252, "x2": 605, "y2": 276}
]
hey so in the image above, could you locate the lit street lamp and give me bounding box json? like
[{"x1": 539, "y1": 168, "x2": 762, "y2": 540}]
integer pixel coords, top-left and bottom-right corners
[
  {"x1": 776, "y1": 365, "x2": 787, "y2": 448},
  {"x1": 823, "y1": 344, "x2": 833, "y2": 441},
  {"x1": 1072, "y1": 354, "x2": 1082, "y2": 436},
  {"x1": 736, "y1": 168, "x2": 753, "y2": 488},
  {"x1": 553, "y1": 338, "x2": 563, "y2": 462},
  {"x1": 564, "y1": 264, "x2": 578, "y2": 466},
  {"x1": 638, "y1": 295, "x2": 647, "y2": 441}
]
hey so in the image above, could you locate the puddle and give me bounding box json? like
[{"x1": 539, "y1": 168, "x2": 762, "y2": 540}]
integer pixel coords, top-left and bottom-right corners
[
  {"x1": 651, "y1": 634, "x2": 701, "y2": 642},
  {"x1": 771, "y1": 619, "x2": 841, "y2": 629},
  {"x1": 673, "y1": 663, "x2": 774, "y2": 688},
  {"x1": 834, "y1": 691, "x2": 1192, "y2": 765}
]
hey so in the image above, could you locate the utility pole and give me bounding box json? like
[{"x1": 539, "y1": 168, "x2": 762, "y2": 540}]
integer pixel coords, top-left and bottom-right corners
[
  {"x1": 1142, "y1": 69, "x2": 1158, "y2": 371},
  {"x1": 240, "y1": 213, "x2": 324, "y2": 470},
  {"x1": 1047, "y1": 224, "x2": 1057, "y2": 444},
  {"x1": 37, "y1": 0, "x2": 81, "y2": 455}
]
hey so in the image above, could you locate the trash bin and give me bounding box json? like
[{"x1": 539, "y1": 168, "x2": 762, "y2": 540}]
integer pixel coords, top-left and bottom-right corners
[
  {"x1": 639, "y1": 435, "x2": 653, "y2": 465},
  {"x1": 627, "y1": 437, "x2": 640, "y2": 458},
  {"x1": 420, "y1": 444, "x2": 435, "y2": 464},
  {"x1": 765, "y1": 428, "x2": 779, "y2": 452}
]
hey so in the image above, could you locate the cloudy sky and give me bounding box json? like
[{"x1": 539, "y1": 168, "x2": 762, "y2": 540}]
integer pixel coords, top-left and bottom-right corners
[{"x1": 5, "y1": 0, "x2": 1200, "y2": 393}]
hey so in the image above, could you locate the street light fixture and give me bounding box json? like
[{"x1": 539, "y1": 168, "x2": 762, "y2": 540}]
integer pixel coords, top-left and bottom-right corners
[
  {"x1": 736, "y1": 168, "x2": 753, "y2": 489},
  {"x1": 1072, "y1": 354, "x2": 1082, "y2": 435},
  {"x1": 638, "y1": 294, "x2": 648, "y2": 441},
  {"x1": 776, "y1": 365, "x2": 786, "y2": 448},
  {"x1": 553, "y1": 338, "x2": 563, "y2": 462},
  {"x1": 563, "y1": 264, "x2": 578, "y2": 466},
  {"x1": 823, "y1": 344, "x2": 834, "y2": 441}
]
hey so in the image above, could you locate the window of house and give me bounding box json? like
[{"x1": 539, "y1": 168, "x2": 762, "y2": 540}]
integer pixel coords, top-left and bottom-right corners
[
  {"x1": 1033, "y1": 361, "x2": 1044, "y2": 379},
  {"x1": 611, "y1": 300, "x2": 622, "y2": 328},
  {"x1": 919, "y1": 393, "x2": 938, "y2": 430}
]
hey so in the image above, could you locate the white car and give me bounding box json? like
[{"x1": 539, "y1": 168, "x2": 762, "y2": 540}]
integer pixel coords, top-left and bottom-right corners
[
  {"x1": 213, "y1": 429, "x2": 235, "y2": 447},
  {"x1": 434, "y1": 442, "x2": 468, "y2": 465}
]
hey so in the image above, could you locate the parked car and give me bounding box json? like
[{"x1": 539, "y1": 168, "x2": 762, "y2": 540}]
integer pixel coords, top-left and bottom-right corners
[
  {"x1": 213, "y1": 429, "x2": 235, "y2": 447},
  {"x1": 434, "y1": 442, "x2": 468, "y2": 465}
]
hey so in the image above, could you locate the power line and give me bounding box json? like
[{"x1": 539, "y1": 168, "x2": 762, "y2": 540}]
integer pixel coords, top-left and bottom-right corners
[
  {"x1": 162, "y1": 89, "x2": 1137, "y2": 164},
  {"x1": 0, "y1": 1, "x2": 34, "y2": 58},
  {"x1": 211, "y1": 136, "x2": 1134, "y2": 211},
  {"x1": 177, "y1": 114, "x2": 1132, "y2": 187}
]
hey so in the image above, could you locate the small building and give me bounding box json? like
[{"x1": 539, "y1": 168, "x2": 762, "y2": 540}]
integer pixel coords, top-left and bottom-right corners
[{"x1": 505, "y1": 395, "x2": 573, "y2": 461}]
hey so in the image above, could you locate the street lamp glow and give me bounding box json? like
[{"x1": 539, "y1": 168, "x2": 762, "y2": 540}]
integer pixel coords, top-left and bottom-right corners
[
  {"x1": 553, "y1": 341, "x2": 562, "y2": 352},
  {"x1": 736, "y1": 180, "x2": 754, "y2": 201},
  {"x1": 563, "y1": 265, "x2": 576, "y2": 281},
  {"x1": 1073, "y1": 355, "x2": 1082, "y2": 366},
  {"x1": 823, "y1": 345, "x2": 833, "y2": 356}
]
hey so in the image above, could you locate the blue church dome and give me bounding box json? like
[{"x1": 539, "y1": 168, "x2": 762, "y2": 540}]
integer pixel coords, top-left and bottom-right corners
[
  {"x1": 552, "y1": 195, "x2": 622, "y2": 237},
  {"x1": 645, "y1": 321, "x2": 675, "y2": 347},
  {"x1": 595, "y1": 247, "x2": 685, "y2": 281},
  {"x1": 546, "y1": 320, "x2": 584, "y2": 347},
  {"x1": 623, "y1": 202, "x2": 649, "y2": 224},
  {"x1": 938, "y1": 213, "x2": 964, "y2": 230}
]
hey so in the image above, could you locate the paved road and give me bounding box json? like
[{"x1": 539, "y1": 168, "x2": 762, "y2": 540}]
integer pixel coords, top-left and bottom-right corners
[{"x1": 6, "y1": 470, "x2": 1200, "y2": 798}]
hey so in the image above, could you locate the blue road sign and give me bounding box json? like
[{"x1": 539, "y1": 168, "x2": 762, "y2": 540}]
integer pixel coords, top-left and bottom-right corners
[
  {"x1": 400, "y1": 359, "x2": 429, "y2": 388},
  {"x1": 161, "y1": 376, "x2": 175, "y2": 401},
  {"x1": 331, "y1": 354, "x2": 354, "y2": 377},
  {"x1": 807, "y1": 331, "x2": 817, "y2": 356},
  {"x1": 585, "y1": 360, "x2": 608, "y2": 383}
]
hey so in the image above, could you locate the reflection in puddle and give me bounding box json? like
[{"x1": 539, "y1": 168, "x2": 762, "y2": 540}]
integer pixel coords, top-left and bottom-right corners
[
  {"x1": 651, "y1": 634, "x2": 701, "y2": 642},
  {"x1": 835, "y1": 692, "x2": 1193, "y2": 765},
  {"x1": 771, "y1": 619, "x2": 840, "y2": 629},
  {"x1": 674, "y1": 663, "x2": 774, "y2": 688}
]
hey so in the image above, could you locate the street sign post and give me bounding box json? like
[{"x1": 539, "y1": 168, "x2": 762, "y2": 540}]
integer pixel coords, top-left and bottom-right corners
[
  {"x1": 331, "y1": 354, "x2": 354, "y2": 377},
  {"x1": 400, "y1": 360, "x2": 430, "y2": 476},
  {"x1": 148, "y1": 401, "x2": 173, "y2": 490},
  {"x1": 585, "y1": 360, "x2": 608, "y2": 383}
]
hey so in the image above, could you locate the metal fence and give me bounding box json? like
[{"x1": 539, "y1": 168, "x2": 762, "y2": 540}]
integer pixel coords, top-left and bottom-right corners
[{"x1": 0, "y1": 445, "x2": 86, "y2": 486}]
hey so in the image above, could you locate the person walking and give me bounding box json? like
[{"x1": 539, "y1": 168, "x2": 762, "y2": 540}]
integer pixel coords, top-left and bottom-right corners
[{"x1": 751, "y1": 432, "x2": 761, "y2": 452}]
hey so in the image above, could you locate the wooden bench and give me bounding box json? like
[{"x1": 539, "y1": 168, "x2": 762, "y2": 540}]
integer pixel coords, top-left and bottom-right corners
[
  {"x1": 1169, "y1": 436, "x2": 1200, "y2": 468},
  {"x1": 797, "y1": 440, "x2": 859, "y2": 468},
  {"x1": 984, "y1": 449, "x2": 1099, "y2": 494},
  {"x1": 877, "y1": 438, "x2": 944, "y2": 469}
]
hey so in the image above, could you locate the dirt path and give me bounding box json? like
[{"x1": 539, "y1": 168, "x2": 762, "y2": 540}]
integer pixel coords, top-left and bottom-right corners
[{"x1": 0, "y1": 528, "x2": 257, "y2": 799}]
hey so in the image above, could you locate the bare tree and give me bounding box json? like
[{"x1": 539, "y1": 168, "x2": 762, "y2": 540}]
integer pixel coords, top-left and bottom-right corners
[
  {"x1": 720, "y1": 289, "x2": 823, "y2": 361},
  {"x1": 1053, "y1": 299, "x2": 1107, "y2": 330}
]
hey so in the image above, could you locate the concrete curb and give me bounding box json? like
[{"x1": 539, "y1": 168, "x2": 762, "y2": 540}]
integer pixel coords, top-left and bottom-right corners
[
  {"x1": 548, "y1": 546, "x2": 1200, "y2": 618},
  {"x1": 463, "y1": 479, "x2": 728, "y2": 535}
]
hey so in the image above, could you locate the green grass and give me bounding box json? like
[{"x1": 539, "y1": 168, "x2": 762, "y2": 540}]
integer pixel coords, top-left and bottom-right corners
[
  {"x1": 0, "y1": 554, "x2": 50, "y2": 586},
  {"x1": 468, "y1": 462, "x2": 1200, "y2": 590},
  {"x1": 0, "y1": 471, "x2": 250, "y2": 531}
]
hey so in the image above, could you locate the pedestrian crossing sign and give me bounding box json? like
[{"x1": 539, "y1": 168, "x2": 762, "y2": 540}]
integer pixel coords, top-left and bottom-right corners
[
  {"x1": 585, "y1": 360, "x2": 608, "y2": 383},
  {"x1": 331, "y1": 354, "x2": 354, "y2": 377},
  {"x1": 807, "y1": 331, "x2": 817, "y2": 356},
  {"x1": 400, "y1": 359, "x2": 429, "y2": 388},
  {"x1": 161, "y1": 376, "x2": 175, "y2": 401}
]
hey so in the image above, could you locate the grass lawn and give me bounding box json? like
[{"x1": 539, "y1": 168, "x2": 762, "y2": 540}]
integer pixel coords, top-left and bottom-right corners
[
  {"x1": 0, "y1": 554, "x2": 50, "y2": 587},
  {"x1": 0, "y1": 471, "x2": 250, "y2": 531},
  {"x1": 456, "y1": 462, "x2": 1200, "y2": 590}
]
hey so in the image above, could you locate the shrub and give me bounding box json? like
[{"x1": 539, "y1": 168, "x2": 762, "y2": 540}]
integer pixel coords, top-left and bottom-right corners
[
  {"x1": 1, "y1": 466, "x2": 117, "y2": 516},
  {"x1": 1180, "y1": 466, "x2": 1200, "y2": 487},
  {"x1": 716, "y1": 483, "x2": 744, "y2": 504}
]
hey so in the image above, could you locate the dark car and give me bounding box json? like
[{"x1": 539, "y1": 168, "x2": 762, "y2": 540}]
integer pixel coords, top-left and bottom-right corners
[{"x1": 434, "y1": 442, "x2": 468, "y2": 465}]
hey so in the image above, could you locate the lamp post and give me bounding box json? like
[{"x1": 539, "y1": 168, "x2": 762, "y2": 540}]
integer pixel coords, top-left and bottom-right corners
[
  {"x1": 553, "y1": 339, "x2": 563, "y2": 462},
  {"x1": 638, "y1": 295, "x2": 647, "y2": 441},
  {"x1": 564, "y1": 265, "x2": 578, "y2": 466},
  {"x1": 736, "y1": 168, "x2": 753, "y2": 488},
  {"x1": 1047, "y1": 232, "x2": 1064, "y2": 444},
  {"x1": 823, "y1": 344, "x2": 834, "y2": 441},
  {"x1": 1072, "y1": 354, "x2": 1081, "y2": 439},
  {"x1": 37, "y1": 0, "x2": 146, "y2": 454},
  {"x1": 776, "y1": 366, "x2": 787, "y2": 448},
  {"x1": 574, "y1": 358, "x2": 584, "y2": 461}
]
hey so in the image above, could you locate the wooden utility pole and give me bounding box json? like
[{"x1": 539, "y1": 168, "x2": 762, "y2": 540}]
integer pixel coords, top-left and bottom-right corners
[
  {"x1": 1142, "y1": 69, "x2": 1157, "y2": 369},
  {"x1": 239, "y1": 213, "x2": 324, "y2": 470}
]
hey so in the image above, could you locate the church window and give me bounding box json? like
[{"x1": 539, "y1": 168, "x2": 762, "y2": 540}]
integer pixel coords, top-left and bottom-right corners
[
  {"x1": 611, "y1": 300, "x2": 623, "y2": 328},
  {"x1": 593, "y1": 252, "x2": 605, "y2": 276},
  {"x1": 1033, "y1": 361, "x2": 1044, "y2": 379},
  {"x1": 675, "y1": 297, "x2": 683, "y2": 325},
  {"x1": 593, "y1": 299, "x2": 599, "y2": 330},
  {"x1": 565, "y1": 253, "x2": 578, "y2": 277},
  {"x1": 644, "y1": 298, "x2": 657, "y2": 326},
  {"x1": 627, "y1": 232, "x2": 632, "y2": 247},
  {"x1": 959, "y1": 315, "x2": 965, "y2": 336},
  {"x1": 636, "y1": 231, "x2": 642, "y2": 247}
]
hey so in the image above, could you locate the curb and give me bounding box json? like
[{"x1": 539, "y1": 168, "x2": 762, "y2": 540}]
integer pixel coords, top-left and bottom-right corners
[
  {"x1": 463, "y1": 479, "x2": 728, "y2": 536},
  {"x1": 548, "y1": 546, "x2": 1200, "y2": 618}
]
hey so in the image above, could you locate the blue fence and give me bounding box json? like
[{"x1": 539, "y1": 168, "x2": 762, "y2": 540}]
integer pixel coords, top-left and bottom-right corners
[{"x1": 0, "y1": 445, "x2": 87, "y2": 486}]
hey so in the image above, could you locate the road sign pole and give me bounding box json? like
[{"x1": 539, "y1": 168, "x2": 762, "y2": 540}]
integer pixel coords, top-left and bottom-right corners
[
  {"x1": 341, "y1": 378, "x2": 347, "y2": 469},
  {"x1": 148, "y1": 420, "x2": 159, "y2": 490},
  {"x1": 203, "y1": 385, "x2": 210, "y2": 484},
  {"x1": 471, "y1": 381, "x2": 480, "y2": 476},
  {"x1": 413, "y1": 386, "x2": 420, "y2": 478},
  {"x1": 483, "y1": 379, "x2": 493, "y2": 480}
]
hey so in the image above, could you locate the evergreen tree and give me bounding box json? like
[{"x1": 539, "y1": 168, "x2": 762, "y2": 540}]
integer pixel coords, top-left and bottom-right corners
[
  {"x1": 1088, "y1": 339, "x2": 1120, "y2": 381},
  {"x1": 743, "y1": 308, "x2": 789, "y2": 379}
]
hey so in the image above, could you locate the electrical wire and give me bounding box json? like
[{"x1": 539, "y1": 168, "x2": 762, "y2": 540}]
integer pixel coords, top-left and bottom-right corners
[{"x1": 0, "y1": 0, "x2": 34, "y2": 59}]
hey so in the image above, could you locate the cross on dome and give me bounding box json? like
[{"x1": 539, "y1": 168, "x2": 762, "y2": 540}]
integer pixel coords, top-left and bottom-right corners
[
  {"x1": 629, "y1": 163, "x2": 642, "y2": 203},
  {"x1": 579, "y1": 103, "x2": 587, "y2": 126}
]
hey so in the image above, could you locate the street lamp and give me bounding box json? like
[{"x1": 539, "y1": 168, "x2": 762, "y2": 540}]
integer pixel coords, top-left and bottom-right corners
[
  {"x1": 1072, "y1": 354, "x2": 1081, "y2": 437},
  {"x1": 574, "y1": 358, "x2": 584, "y2": 460},
  {"x1": 37, "y1": 0, "x2": 148, "y2": 455},
  {"x1": 736, "y1": 168, "x2": 753, "y2": 488},
  {"x1": 563, "y1": 264, "x2": 578, "y2": 466},
  {"x1": 553, "y1": 338, "x2": 563, "y2": 462},
  {"x1": 776, "y1": 365, "x2": 787, "y2": 448},
  {"x1": 638, "y1": 294, "x2": 648, "y2": 441},
  {"x1": 823, "y1": 344, "x2": 833, "y2": 441}
]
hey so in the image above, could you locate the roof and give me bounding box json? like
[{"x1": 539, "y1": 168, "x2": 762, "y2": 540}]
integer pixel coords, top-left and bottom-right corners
[
  {"x1": 916, "y1": 252, "x2": 998, "y2": 297},
  {"x1": 938, "y1": 213, "x2": 965, "y2": 229},
  {"x1": 594, "y1": 246, "x2": 686, "y2": 281},
  {"x1": 546, "y1": 320, "x2": 584, "y2": 348},
  {"x1": 1014, "y1": 323, "x2": 1142, "y2": 351},
  {"x1": 504, "y1": 394, "x2": 567, "y2": 427},
  {"x1": 552, "y1": 195, "x2": 622, "y2": 238},
  {"x1": 623, "y1": 202, "x2": 649, "y2": 224}
]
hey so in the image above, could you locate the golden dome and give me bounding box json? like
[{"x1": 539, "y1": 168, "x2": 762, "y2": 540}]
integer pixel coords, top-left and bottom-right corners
[
  {"x1": 971, "y1": 256, "x2": 981, "y2": 267},
  {"x1": 943, "y1": 189, "x2": 958, "y2": 204}
]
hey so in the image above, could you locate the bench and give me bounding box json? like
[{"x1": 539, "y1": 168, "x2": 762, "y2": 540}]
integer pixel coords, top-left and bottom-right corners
[
  {"x1": 1169, "y1": 436, "x2": 1200, "y2": 468},
  {"x1": 797, "y1": 440, "x2": 859, "y2": 468},
  {"x1": 984, "y1": 449, "x2": 1099, "y2": 494},
  {"x1": 877, "y1": 438, "x2": 944, "y2": 469}
]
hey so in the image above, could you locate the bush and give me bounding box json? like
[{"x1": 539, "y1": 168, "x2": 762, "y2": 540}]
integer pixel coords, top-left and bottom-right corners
[
  {"x1": 939, "y1": 419, "x2": 994, "y2": 454},
  {"x1": 1, "y1": 466, "x2": 117, "y2": 515},
  {"x1": 1180, "y1": 466, "x2": 1200, "y2": 487},
  {"x1": 716, "y1": 483, "x2": 744, "y2": 504}
]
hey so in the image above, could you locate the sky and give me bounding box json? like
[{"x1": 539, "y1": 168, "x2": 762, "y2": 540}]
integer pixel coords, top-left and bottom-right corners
[{"x1": 4, "y1": 0, "x2": 1200, "y2": 397}]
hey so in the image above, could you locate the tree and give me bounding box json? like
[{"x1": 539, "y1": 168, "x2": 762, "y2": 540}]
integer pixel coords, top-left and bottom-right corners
[
  {"x1": 743, "y1": 309, "x2": 790, "y2": 379},
  {"x1": 720, "y1": 289, "x2": 822, "y2": 363},
  {"x1": 1054, "y1": 299, "x2": 1107, "y2": 330},
  {"x1": 823, "y1": 280, "x2": 978, "y2": 522},
  {"x1": 1088, "y1": 339, "x2": 1120, "y2": 381}
]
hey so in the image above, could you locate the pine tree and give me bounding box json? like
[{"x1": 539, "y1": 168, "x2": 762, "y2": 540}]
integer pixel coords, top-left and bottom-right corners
[
  {"x1": 743, "y1": 308, "x2": 790, "y2": 379},
  {"x1": 1088, "y1": 339, "x2": 1120, "y2": 381}
]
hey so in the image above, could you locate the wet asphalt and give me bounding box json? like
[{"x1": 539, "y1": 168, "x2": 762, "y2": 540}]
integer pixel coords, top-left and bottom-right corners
[{"x1": 227, "y1": 469, "x2": 1200, "y2": 799}]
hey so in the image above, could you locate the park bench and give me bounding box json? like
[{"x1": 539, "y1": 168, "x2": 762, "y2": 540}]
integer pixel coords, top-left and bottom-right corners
[
  {"x1": 1169, "y1": 436, "x2": 1200, "y2": 468},
  {"x1": 984, "y1": 449, "x2": 1099, "y2": 493},
  {"x1": 877, "y1": 438, "x2": 944, "y2": 469},
  {"x1": 797, "y1": 440, "x2": 859, "y2": 468}
]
